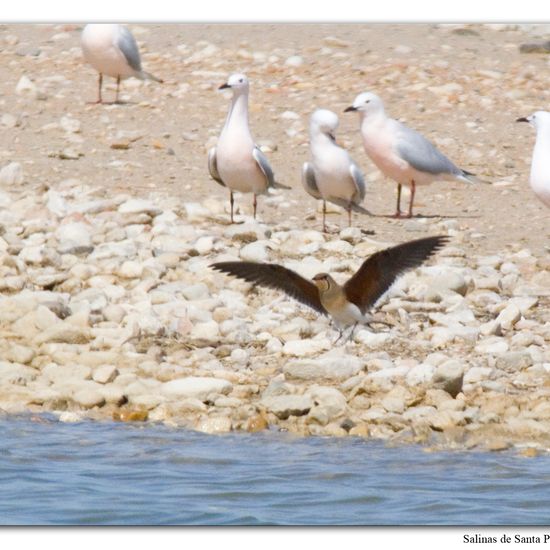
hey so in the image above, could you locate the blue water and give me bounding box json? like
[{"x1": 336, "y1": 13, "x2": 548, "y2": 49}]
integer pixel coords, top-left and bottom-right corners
[{"x1": 1, "y1": 415, "x2": 549, "y2": 525}]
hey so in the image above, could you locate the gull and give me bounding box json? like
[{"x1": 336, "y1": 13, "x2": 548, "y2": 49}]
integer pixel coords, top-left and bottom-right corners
[
  {"x1": 516, "y1": 112, "x2": 550, "y2": 208},
  {"x1": 211, "y1": 235, "x2": 448, "y2": 342},
  {"x1": 302, "y1": 109, "x2": 373, "y2": 232},
  {"x1": 81, "y1": 24, "x2": 163, "y2": 104},
  {"x1": 208, "y1": 73, "x2": 288, "y2": 223},
  {"x1": 344, "y1": 92, "x2": 478, "y2": 218}
]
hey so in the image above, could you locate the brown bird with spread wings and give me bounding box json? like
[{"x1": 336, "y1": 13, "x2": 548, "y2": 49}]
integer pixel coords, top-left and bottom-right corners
[{"x1": 211, "y1": 235, "x2": 449, "y2": 342}]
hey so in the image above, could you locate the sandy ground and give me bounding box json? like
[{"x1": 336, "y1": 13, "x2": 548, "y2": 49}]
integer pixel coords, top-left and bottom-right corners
[{"x1": 0, "y1": 23, "x2": 548, "y2": 258}]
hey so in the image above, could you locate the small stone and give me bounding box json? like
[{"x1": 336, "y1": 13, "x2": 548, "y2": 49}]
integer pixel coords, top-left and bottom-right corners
[
  {"x1": 0, "y1": 162, "x2": 23, "y2": 186},
  {"x1": 15, "y1": 75, "x2": 37, "y2": 98},
  {"x1": 284, "y1": 55, "x2": 303, "y2": 67},
  {"x1": 246, "y1": 413, "x2": 269, "y2": 432},
  {"x1": 73, "y1": 389, "x2": 106, "y2": 409},
  {"x1": 161, "y1": 377, "x2": 232, "y2": 400},
  {"x1": 113, "y1": 409, "x2": 148, "y2": 422},
  {"x1": 60, "y1": 116, "x2": 81, "y2": 133},
  {"x1": 433, "y1": 360, "x2": 464, "y2": 397},
  {"x1": 92, "y1": 365, "x2": 119, "y2": 384},
  {"x1": 495, "y1": 303, "x2": 522, "y2": 331},
  {"x1": 195, "y1": 416, "x2": 232, "y2": 434},
  {"x1": 261, "y1": 395, "x2": 313, "y2": 420}
]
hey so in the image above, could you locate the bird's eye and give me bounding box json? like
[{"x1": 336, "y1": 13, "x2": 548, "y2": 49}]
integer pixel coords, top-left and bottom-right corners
[
  {"x1": 365, "y1": 100, "x2": 370, "y2": 104},
  {"x1": 239, "y1": 78, "x2": 243, "y2": 83}
]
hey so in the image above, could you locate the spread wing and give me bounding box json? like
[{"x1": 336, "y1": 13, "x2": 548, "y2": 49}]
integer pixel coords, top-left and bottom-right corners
[
  {"x1": 210, "y1": 261, "x2": 327, "y2": 315},
  {"x1": 252, "y1": 146, "x2": 276, "y2": 188},
  {"x1": 117, "y1": 25, "x2": 142, "y2": 73},
  {"x1": 208, "y1": 147, "x2": 225, "y2": 187},
  {"x1": 343, "y1": 235, "x2": 449, "y2": 313},
  {"x1": 302, "y1": 162, "x2": 322, "y2": 200}
]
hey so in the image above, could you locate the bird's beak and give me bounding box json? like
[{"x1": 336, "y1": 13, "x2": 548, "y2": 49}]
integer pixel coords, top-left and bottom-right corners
[
  {"x1": 344, "y1": 106, "x2": 357, "y2": 113},
  {"x1": 219, "y1": 83, "x2": 231, "y2": 90},
  {"x1": 516, "y1": 117, "x2": 529, "y2": 123}
]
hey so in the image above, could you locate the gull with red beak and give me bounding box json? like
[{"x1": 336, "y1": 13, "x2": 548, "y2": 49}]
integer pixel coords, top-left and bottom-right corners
[
  {"x1": 344, "y1": 92, "x2": 478, "y2": 218},
  {"x1": 208, "y1": 73, "x2": 287, "y2": 223}
]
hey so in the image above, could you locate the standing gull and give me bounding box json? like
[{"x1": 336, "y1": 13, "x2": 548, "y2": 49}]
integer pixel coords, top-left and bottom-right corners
[
  {"x1": 302, "y1": 109, "x2": 372, "y2": 232},
  {"x1": 81, "y1": 24, "x2": 163, "y2": 104},
  {"x1": 208, "y1": 73, "x2": 287, "y2": 223},
  {"x1": 516, "y1": 112, "x2": 550, "y2": 208},
  {"x1": 211, "y1": 235, "x2": 448, "y2": 342},
  {"x1": 344, "y1": 92, "x2": 478, "y2": 218}
]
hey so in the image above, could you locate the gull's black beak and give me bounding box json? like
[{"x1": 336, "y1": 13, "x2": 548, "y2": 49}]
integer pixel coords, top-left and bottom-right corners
[
  {"x1": 219, "y1": 83, "x2": 231, "y2": 90},
  {"x1": 344, "y1": 106, "x2": 357, "y2": 113},
  {"x1": 516, "y1": 117, "x2": 529, "y2": 123}
]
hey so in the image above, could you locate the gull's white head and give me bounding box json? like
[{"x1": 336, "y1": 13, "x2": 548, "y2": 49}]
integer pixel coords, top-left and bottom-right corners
[
  {"x1": 310, "y1": 109, "x2": 339, "y2": 138},
  {"x1": 219, "y1": 73, "x2": 249, "y2": 93},
  {"x1": 344, "y1": 92, "x2": 385, "y2": 117},
  {"x1": 516, "y1": 111, "x2": 550, "y2": 131}
]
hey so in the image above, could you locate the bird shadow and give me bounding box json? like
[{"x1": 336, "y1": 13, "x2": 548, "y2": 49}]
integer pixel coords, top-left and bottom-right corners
[
  {"x1": 86, "y1": 100, "x2": 138, "y2": 107},
  {"x1": 379, "y1": 212, "x2": 481, "y2": 220}
]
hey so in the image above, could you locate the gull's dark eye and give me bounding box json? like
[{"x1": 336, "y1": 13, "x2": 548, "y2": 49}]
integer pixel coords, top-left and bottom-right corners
[
  {"x1": 239, "y1": 78, "x2": 243, "y2": 83},
  {"x1": 365, "y1": 100, "x2": 370, "y2": 104}
]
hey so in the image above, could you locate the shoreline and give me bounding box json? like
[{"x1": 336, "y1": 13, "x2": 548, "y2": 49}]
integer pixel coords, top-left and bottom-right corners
[{"x1": 0, "y1": 179, "x2": 547, "y2": 454}]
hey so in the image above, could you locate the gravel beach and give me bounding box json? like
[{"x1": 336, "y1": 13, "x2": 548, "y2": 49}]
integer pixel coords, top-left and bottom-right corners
[{"x1": 0, "y1": 23, "x2": 548, "y2": 453}]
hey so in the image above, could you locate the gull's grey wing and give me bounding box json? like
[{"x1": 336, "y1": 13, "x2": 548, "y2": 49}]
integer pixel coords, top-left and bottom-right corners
[
  {"x1": 117, "y1": 25, "x2": 142, "y2": 73},
  {"x1": 252, "y1": 146, "x2": 275, "y2": 188},
  {"x1": 343, "y1": 235, "x2": 449, "y2": 314},
  {"x1": 326, "y1": 196, "x2": 373, "y2": 216},
  {"x1": 395, "y1": 122, "x2": 462, "y2": 176},
  {"x1": 208, "y1": 147, "x2": 225, "y2": 187},
  {"x1": 349, "y1": 161, "x2": 366, "y2": 202},
  {"x1": 210, "y1": 261, "x2": 327, "y2": 315},
  {"x1": 302, "y1": 162, "x2": 322, "y2": 200}
]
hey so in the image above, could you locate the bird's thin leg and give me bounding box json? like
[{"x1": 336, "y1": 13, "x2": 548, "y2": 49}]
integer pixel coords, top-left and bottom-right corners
[
  {"x1": 97, "y1": 73, "x2": 103, "y2": 103},
  {"x1": 333, "y1": 327, "x2": 344, "y2": 345},
  {"x1": 253, "y1": 193, "x2": 257, "y2": 219},
  {"x1": 347, "y1": 205, "x2": 352, "y2": 227},
  {"x1": 393, "y1": 183, "x2": 403, "y2": 218},
  {"x1": 407, "y1": 180, "x2": 416, "y2": 218},
  {"x1": 322, "y1": 200, "x2": 327, "y2": 232},
  {"x1": 115, "y1": 75, "x2": 121, "y2": 103},
  {"x1": 347, "y1": 322, "x2": 358, "y2": 342},
  {"x1": 230, "y1": 191, "x2": 235, "y2": 223}
]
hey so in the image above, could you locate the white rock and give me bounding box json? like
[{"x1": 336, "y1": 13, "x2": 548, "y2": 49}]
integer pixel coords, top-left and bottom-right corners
[
  {"x1": 495, "y1": 303, "x2": 522, "y2": 330},
  {"x1": 433, "y1": 360, "x2": 464, "y2": 397},
  {"x1": 118, "y1": 199, "x2": 162, "y2": 216},
  {"x1": 475, "y1": 337, "x2": 509, "y2": 354},
  {"x1": 190, "y1": 320, "x2": 219, "y2": 340},
  {"x1": 284, "y1": 354, "x2": 363, "y2": 380},
  {"x1": 195, "y1": 416, "x2": 232, "y2": 434},
  {"x1": 282, "y1": 338, "x2": 331, "y2": 357},
  {"x1": 284, "y1": 55, "x2": 304, "y2": 67},
  {"x1": 261, "y1": 394, "x2": 313, "y2": 419},
  {"x1": 354, "y1": 329, "x2": 392, "y2": 347},
  {"x1": 161, "y1": 377, "x2": 232, "y2": 400},
  {"x1": 406, "y1": 364, "x2": 435, "y2": 386},
  {"x1": 60, "y1": 116, "x2": 81, "y2": 133},
  {"x1": 0, "y1": 162, "x2": 23, "y2": 186},
  {"x1": 56, "y1": 222, "x2": 93, "y2": 255},
  {"x1": 240, "y1": 241, "x2": 269, "y2": 262},
  {"x1": 15, "y1": 75, "x2": 37, "y2": 97},
  {"x1": 92, "y1": 365, "x2": 119, "y2": 384}
]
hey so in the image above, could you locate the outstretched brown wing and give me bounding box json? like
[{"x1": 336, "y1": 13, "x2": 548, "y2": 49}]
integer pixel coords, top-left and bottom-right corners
[
  {"x1": 343, "y1": 236, "x2": 449, "y2": 313},
  {"x1": 210, "y1": 261, "x2": 327, "y2": 315}
]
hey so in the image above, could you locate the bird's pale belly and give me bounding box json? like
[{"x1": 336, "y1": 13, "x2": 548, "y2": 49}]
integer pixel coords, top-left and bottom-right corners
[
  {"x1": 531, "y1": 178, "x2": 550, "y2": 208},
  {"x1": 217, "y1": 141, "x2": 267, "y2": 194},
  {"x1": 322, "y1": 299, "x2": 365, "y2": 327},
  {"x1": 364, "y1": 137, "x2": 433, "y2": 186},
  {"x1": 315, "y1": 168, "x2": 356, "y2": 201},
  {"x1": 82, "y1": 45, "x2": 136, "y2": 78}
]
